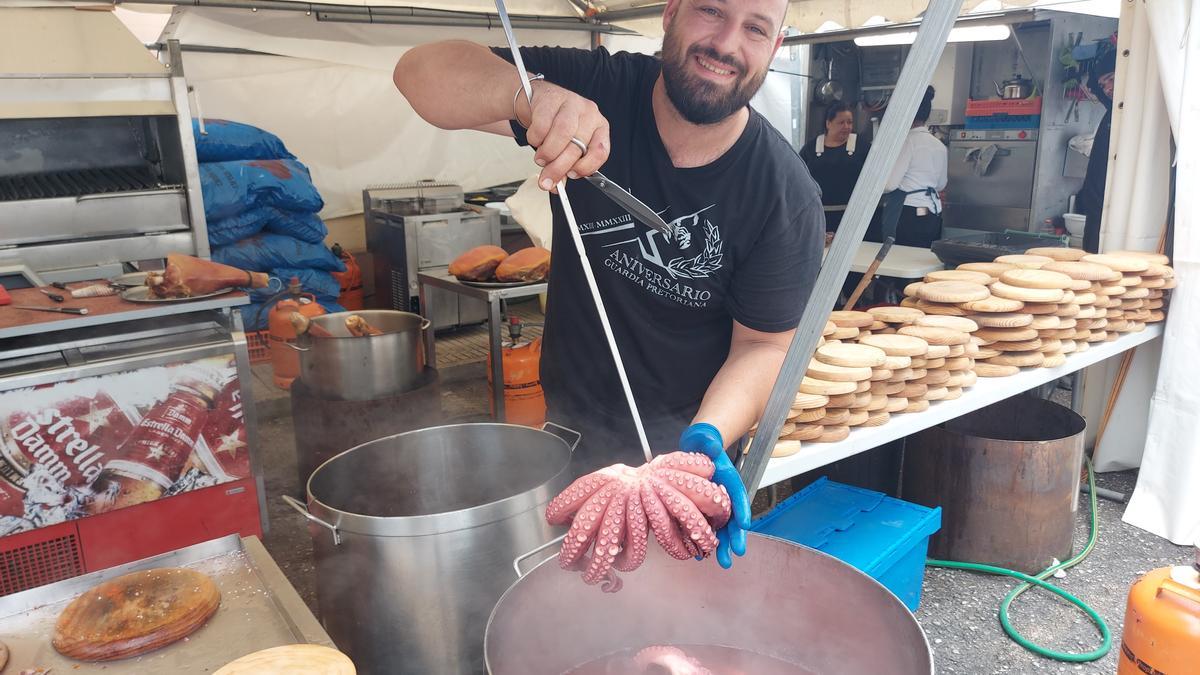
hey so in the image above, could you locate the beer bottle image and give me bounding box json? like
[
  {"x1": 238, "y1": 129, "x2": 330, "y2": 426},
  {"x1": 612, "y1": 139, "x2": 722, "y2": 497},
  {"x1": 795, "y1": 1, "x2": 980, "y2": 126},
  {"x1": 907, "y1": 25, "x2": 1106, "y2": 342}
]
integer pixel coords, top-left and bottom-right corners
[{"x1": 86, "y1": 377, "x2": 218, "y2": 514}]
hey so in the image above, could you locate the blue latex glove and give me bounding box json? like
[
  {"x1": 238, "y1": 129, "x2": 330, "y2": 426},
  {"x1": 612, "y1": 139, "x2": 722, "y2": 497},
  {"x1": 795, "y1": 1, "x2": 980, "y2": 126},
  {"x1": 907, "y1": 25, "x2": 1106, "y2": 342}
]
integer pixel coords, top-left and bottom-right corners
[{"x1": 679, "y1": 423, "x2": 751, "y2": 569}]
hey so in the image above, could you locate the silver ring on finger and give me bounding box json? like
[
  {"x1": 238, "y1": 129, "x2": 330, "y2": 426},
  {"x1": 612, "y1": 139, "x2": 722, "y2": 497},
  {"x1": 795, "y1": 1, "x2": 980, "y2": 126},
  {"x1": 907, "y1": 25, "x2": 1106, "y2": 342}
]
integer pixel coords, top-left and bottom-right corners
[{"x1": 569, "y1": 137, "x2": 588, "y2": 156}]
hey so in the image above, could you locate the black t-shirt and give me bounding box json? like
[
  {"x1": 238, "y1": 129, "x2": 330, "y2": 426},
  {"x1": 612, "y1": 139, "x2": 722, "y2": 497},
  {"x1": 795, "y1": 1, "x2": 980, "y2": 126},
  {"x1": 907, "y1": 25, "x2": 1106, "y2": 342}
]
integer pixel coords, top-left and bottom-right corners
[{"x1": 495, "y1": 46, "x2": 824, "y2": 456}]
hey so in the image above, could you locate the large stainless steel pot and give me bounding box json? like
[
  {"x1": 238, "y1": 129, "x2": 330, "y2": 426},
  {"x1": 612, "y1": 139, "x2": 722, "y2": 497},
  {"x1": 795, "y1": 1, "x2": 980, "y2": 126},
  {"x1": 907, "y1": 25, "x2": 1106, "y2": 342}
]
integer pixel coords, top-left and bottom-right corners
[
  {"x1": 295, "y1": 309, "x2": 429, "y2": 400},
  {"x1": 486, "y1": 534, "x2": 933, "y2": 674},
  {"x1": 283, "y1": 422, "x2": 577, "y2": 675}
]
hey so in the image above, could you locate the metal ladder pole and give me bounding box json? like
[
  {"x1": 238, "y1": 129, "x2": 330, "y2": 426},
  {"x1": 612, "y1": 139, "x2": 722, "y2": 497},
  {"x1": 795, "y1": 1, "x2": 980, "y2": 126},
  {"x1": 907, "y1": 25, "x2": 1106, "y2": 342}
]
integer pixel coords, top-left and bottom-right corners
[{"x1": 739, "y1": 1, "x2": 966, "y2": 493}]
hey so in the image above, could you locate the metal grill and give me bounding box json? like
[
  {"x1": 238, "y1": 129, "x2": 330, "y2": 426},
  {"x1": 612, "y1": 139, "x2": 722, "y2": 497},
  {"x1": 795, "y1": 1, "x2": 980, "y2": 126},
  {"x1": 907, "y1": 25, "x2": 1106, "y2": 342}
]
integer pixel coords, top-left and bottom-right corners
[
  {"x1": 0, "y1": 531, "x2": 84, "y2": 595},
  {"x1": 0, "y1": 166, "x2": 162, "y2": 201}
]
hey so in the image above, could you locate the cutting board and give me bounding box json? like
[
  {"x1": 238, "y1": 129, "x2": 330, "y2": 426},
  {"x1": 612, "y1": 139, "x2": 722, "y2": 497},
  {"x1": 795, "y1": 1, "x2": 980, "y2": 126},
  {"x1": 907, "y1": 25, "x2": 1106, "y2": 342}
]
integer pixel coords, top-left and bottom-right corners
[
  {"x1": 214, "y1": 644, "x2": 356, "y2": 674},
  {"x1": 52, "y1": 568, "x2": 221, "y2": 662}
]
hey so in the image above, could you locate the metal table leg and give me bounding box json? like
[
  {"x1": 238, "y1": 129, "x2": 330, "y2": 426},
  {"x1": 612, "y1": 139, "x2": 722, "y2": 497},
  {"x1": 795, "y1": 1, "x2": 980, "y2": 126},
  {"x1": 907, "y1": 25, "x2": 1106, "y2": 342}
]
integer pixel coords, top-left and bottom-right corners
[
  {"x1": 419, "y1": 281, "x2": 436, "y2": 369},
  {"x1": 489, "y1": 295, "x2": 506, "y2": 421}
]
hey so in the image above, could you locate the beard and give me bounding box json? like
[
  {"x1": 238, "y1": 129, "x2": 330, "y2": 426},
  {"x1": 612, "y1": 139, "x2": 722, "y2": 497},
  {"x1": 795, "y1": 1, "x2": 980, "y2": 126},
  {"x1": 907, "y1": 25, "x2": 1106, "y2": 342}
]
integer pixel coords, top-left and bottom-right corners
[{"x1": 660, "y1": 33, "x2": 767, "y2": 125}]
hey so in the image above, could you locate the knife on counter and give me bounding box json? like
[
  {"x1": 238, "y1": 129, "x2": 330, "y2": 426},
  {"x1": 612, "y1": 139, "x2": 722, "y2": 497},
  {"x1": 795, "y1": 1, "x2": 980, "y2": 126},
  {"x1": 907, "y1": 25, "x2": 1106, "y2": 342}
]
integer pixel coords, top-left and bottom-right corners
[{"x1": 11, "y1": 305, "x2": 89, "y2": 315}]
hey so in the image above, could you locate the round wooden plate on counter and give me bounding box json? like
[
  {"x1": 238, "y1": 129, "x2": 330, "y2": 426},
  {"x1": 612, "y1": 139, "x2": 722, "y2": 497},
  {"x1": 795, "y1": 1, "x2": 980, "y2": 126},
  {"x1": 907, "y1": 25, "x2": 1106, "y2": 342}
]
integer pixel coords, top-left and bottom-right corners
[
  {"x1": 215, "y1": 644, "x2": 356, "y2": 674},
  {"x1": 53, "y1": 568, "x2": 220, "y2": 662}
]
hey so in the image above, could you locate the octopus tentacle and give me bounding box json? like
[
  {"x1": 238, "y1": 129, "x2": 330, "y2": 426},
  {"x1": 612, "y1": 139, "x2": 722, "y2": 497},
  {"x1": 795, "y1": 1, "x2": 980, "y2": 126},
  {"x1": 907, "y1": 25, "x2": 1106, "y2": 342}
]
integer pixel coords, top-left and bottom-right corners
[
  {"x1": 613, "y1": 485, "x2": 648, "y2": 572},
  {"x1": 654, "y1": 468, "x2": 732, "y2": 528},
  {"x1": 545, "y1": 471, "x2": 617, "y2": 525},
  {"x1": 633, "y1": 646, "x2": 714, "y2": 675},
  {"x1": 650, "y1": 451, "x2": 716, "y2": 478},
  {"x1": 582, "y1": 486, "x2": 628, "y2": 585},
  {"x1": 640, "y1": 482, "x2": 692, "y2": 560},
  {"x1": 559, "y1": 480, "x2": 620, "y2": 568},
  {"x1": 647, "y1": 476, "x2": 720, "y2": 556}
]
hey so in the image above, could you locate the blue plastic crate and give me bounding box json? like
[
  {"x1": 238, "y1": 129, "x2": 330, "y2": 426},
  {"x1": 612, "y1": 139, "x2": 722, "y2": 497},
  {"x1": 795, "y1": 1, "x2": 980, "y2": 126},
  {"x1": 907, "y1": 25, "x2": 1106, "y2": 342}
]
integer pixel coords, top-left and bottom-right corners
[
  {"x1": 964, "y1": 114, "x2": 1040, "y2": 130},
  {"x1": 751, "y1": 477, "x2": 941, "y2": 611}
]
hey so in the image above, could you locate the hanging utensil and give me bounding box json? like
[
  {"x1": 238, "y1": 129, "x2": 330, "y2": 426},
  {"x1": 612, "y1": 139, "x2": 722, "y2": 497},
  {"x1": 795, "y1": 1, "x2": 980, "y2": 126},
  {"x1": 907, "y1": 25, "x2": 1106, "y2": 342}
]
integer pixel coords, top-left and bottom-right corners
[
  {"x1": 493, "y1": 0, "x2": 654, "y2": 463},
  {"x1": 815, "y1": 56, "x2": 844, "y2": 104}
]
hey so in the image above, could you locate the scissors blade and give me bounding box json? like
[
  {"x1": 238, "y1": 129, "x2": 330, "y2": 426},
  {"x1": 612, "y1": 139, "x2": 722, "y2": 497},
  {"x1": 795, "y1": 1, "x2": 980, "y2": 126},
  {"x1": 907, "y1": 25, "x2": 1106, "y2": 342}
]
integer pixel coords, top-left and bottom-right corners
[{"x1": 584, "y1": 172, "x2": 671, "y2": 236}]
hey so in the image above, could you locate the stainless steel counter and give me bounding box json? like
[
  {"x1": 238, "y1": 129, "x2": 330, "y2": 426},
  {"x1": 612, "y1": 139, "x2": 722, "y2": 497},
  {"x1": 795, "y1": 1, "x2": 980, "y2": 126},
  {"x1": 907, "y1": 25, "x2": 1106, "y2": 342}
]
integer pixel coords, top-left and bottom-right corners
[{"x1": 0, "y1": 535, "x2": 334, "y2": 673}]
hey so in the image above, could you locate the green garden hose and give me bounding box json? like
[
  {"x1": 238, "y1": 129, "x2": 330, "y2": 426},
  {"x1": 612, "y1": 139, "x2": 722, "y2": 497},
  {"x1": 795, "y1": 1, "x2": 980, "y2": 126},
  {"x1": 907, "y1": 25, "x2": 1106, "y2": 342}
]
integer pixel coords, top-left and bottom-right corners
[{"x1": 926, "y1": 457, "x2": 1112, "y2": 662}]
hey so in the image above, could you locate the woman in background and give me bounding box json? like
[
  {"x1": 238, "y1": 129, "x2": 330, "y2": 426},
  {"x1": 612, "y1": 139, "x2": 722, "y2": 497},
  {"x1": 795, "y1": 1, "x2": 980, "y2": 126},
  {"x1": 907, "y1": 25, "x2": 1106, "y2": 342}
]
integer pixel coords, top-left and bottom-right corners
[
  {"x1": 875, "y1": 86, "x2": 947, "y2": 248},
  {"x1": 800, "y1": 102, "x2": 870, "y2": 233}
]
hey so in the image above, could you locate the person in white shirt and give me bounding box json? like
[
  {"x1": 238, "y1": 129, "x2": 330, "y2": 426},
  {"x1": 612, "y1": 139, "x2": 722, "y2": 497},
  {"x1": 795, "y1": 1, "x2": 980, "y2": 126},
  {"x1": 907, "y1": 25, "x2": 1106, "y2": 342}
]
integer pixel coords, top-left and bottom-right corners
[{"x1": 869, "y1": 86, "x2": 948, "y2": 248}]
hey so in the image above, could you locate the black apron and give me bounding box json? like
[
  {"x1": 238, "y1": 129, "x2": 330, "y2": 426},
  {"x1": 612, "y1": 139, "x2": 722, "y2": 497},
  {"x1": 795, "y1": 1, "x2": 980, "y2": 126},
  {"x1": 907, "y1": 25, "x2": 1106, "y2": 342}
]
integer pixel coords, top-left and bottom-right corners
[{"x1": 871, "y1": 187, "x2": 941, "y2": 248}]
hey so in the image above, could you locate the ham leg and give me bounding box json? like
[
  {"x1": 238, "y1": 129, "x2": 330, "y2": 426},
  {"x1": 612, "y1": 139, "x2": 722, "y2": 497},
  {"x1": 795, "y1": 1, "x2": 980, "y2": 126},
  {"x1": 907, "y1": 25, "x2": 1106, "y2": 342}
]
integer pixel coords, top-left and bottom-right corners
[{"x1": 147, "y1": 254, "x2": 269, "y2": 298}]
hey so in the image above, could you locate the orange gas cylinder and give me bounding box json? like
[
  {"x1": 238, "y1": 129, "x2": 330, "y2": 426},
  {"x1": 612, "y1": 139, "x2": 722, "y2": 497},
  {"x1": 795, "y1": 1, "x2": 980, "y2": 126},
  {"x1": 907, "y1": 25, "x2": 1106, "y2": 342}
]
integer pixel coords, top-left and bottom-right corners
[
  {"x1": 330, "y1": 243, "x2": 364, "y2": 311},
  {"x1": 1118, "y1": 544, "x2": 1200, "y2": 675},
  {"x1": 268, "y1": 278, "x2": 327, "y2": 389},
  {"x1": 488, "y1": 317, "x2": 546, "y2": 427}
]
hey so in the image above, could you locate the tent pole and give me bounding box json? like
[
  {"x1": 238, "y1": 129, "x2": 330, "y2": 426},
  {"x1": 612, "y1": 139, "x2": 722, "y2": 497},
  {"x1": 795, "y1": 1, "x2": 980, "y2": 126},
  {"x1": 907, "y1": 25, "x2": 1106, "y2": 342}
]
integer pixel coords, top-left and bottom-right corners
[{"x1": 738, "y1": 0, "x2": 965, "y2": 494}]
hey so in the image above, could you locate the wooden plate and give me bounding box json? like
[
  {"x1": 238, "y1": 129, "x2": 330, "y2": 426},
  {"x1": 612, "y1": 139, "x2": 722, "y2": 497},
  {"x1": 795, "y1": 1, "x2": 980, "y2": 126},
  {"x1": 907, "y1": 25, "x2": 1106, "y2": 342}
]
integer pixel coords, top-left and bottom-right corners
[
  {"x1": 790, "y1": 407, "x2": 828, "y2": 424},
  {"x1": 800, "y1": 377, "x2": 857, "y2": 396},
  {"x1": 823, "y1": 321, "x2": 838, "y2": 336},
  {"x1": 871, "y1": 380, "x2": 906, "y2": 396},
  {"x1": 862, "y1": 411, "x2": 892, "y2": 428},
  {"x1": 989, "y1": 281, "x2": 1065, "y2": 303},
  {"x1": 881, "y1": 354, "x2": 913, "y2": 370},
  {"x1": 215, "y1": 644, "x2": 356, "y2": 675},
  {"x1": 957, "y1": 261, "x2": 1017, "y2": 277},
  {"x1": 999, "y1": 269, "x2": 1074, "y2": 290},
  {"x1": 885, "y1": 397, "x2": 910, "y2": 413},
  {"x1": 867, "y1": 305, "x2": 926, "y2": 324},
  {"x1": 913, "y1": 369, "x2": 951, "y2": 386},
  {"x1": 946, "y1": 344, "x2": 966, "y2": 358},
  {"x1": 826, "y1": 391, "x2": 872, "y2": 409},
  {"x1": 915, "y1": 315, "x2": 978, "y2": 333},
  {"x1": 960, "y1": 370, "x2": 978, "y2": 388},
  {"x1": 772, "y1": 440, "x2": 804, "y2": 458},
  {"x1": 1072, "y1": 292, "x2": 1098, "y2": 305},
  {"x1": 902, "y1": 399, "x2": 930, "y2": 414},
  {"x1": 974, "y1": 361, "x2": 1020, "y2": 377},
  {"x1": 812, "y1": 425, "x2": 851, "y2": 443},
  {"x1": 923, "y1": 344, "x2": 953, "y2": 359},
  {"x1": 807, "y1": 359, "x2": 872, "y2": 382},
  {"x1": 1117, "y1": 274, "x2": 1143, "y2": 287},
  {"x1": 1122, "y1": 287, "x2": 1151, "y2": 300},
  {"x1": 1106, "y1": 250, "x2": 1171, "y2": 265},
  {"x1": 1027, "y1": 314, "x2": 1061, "y2": 330},
  {"x1": 903, "y1": 281, "x2": 926, "y2": 298},
  {"x1": 915, "y1": 281, "x2": 990, "y2": 304},
  {"x1": 1024, "y1": 247, "x2": 1088, "y2": 261},
  {"x1": 53, "y1": 568, "x2": 220, "y2": 662},
  {"x1": 854, "y1": 380, "x2": 873, "y2": 394},
  {"x1": 1139, "y1": 277, "x2": 1166, "y2": 289},
  {"x1": 987, "y1": 350, "x2": 1045, "y2": 367},
  {"x1": 886, "y1": 368, "x2": 915, "y2": 383},
  {"x1": 898, "y1": 325, "x2": 970, "y2": 346},
  {"x1": 944, "y1": 356, "x2": 973, "y2": 371},
  {"x1": 828, "y1": 310, "x2": 876, "y2": 328},
  {"x1": 845, "y1": 410, "x2": 870, "y2": 427},
  {"x1": 782, "y1": 424, "x2": 824, "y2": 441},
  {"x1": 1040, "y1": 261, "x2": 1120, "y2": 283},
  {"x1": 924, "y1": 269, "x2": 994, "y2": 285},
  {"x1": 924, "y1": 386, "x2": 950, "y2": 401},
  {"x1": 858, "y1": 333, "x2": 929, "y2": 357},
  {"x1": 830, "y1": 326, "x2": 862, "y2": 340},
  {"x1": 994, "y1": 254, "x2": 1053, "y2": 269},
  {"x1": 866, "y1": 394, "x2": 889, "y2": 412},
  {"x1": 1039, "y1": 339, "x2": 1064, "y2": 354},
  {"x1": 1061, "y1": 340, "x2": 1079, "y2": 354},
  {"x1": 868, "y1": 368, "x2": 895, "y2": 382},
  {"x1": 1041, "y1": 353, "x2": 1068, "y2": 368},
  {"x1": 868, "y1": 321, "x2": 890, "y2": 331},
  {"x1": 973, "y1": 326, "x2": 1038, "y2": 342},
  {"x1": 959, "y1": 296, "x2": 1025, "y2": 313},
  {"x1": 1081, "y1": 253, "x2": 1150, "y2": 273},
  {"x1": 792, "y1": 392, "x2": 830, "y2": 410},
  {"x1": 1069, "y1": 278, "x2": 1094, "y2": 291},
  {"x1": 992, "y1": 338, "x2": 1044, "y2": 352},
  {"x1": 899, "y1": 382, "x2": 928, "y2": 399},
  {"x1": 1148, "y1": 310, "x2": 1166, "y2": 322},
  {"x1": 815, "y1": 408, "x2": 850, "y2": 426},
  {"x1": 1055, "y1": 304, "x2": 1081, "y2": 318},
  {"x1": 915, "y1": 300, "x2": 970, "y2": 316},
  {"x1": 971, "y1": 312, "x2": 1033, "y2": 328}
]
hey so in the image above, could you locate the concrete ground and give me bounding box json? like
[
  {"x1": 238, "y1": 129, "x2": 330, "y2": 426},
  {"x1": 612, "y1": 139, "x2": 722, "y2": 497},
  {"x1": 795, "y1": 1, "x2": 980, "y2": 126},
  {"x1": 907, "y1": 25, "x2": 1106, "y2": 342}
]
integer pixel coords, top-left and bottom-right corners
[{"x1": 252, "y1": 352, "x2": 1192, "y2": 674}]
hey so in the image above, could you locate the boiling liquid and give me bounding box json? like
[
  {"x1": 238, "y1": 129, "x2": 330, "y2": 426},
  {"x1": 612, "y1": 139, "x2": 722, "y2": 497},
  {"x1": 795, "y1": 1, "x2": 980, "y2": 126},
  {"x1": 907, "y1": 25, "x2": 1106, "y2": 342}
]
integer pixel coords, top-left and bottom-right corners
[{"x1": 564, "y1": 644, "x2": 813, "y2": 675}]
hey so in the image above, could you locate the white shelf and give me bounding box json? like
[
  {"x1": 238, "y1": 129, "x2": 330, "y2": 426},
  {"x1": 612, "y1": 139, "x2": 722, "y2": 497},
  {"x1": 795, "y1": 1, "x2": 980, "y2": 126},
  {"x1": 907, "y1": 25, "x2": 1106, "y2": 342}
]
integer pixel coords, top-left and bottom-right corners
[{"x1": 758, "y1": 324, "x2": 1164, "y2": 489}]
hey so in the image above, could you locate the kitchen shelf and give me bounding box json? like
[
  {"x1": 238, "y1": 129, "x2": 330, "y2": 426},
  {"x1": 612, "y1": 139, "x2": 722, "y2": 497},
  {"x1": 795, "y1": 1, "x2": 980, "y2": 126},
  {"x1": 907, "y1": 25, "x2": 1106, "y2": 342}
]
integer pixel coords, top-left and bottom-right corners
[{"x1": 758, "y1": 324, "x2": 1164, "y2": 488}]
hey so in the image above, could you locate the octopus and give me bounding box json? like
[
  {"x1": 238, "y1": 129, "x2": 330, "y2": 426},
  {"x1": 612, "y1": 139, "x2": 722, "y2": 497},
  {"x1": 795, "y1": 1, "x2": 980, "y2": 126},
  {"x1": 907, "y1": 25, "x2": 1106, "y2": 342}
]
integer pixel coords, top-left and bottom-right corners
[
  {"x1": 544, "y1": 452, "x2": 731, "y2": 592},
  {"x1": 634, "y1": 646, "x2": 714, "y2": 675}
]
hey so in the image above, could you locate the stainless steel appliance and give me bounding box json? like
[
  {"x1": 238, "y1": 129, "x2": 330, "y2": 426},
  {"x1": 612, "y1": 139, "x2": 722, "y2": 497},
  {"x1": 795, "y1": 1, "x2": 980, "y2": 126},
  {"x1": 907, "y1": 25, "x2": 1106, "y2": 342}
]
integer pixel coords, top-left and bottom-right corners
[
  {"x1": 486, "y1": 534, "x2": 932, "y2": 674},
  {"x1": 0, "y1": 8, "x2": 208, "y2": 286},
  {"x1": 295, "y1": 309, "x2": 431, "y2": 401},
  {"x1": 944, "y1": 128, "x2": 1040, "y2": 233},
  {"x1": 284, "y1": 422, "x2": 577, "y2": 674},
  {"x1": 364, "y1": 182, "x2": 501, "y2": 330}
]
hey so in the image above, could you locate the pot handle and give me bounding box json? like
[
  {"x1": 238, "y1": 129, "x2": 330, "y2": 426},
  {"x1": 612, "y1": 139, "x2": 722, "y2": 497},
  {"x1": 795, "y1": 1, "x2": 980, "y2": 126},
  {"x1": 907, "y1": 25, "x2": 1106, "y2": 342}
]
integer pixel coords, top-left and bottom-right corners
[
  {"x1": 285, "y1": 342, "x2": 310, "y2": 352},
  {"x1": 541, "y1": 422, "x2": 582, "y2": 453},
  {"x1": 420, "y1": 318, "x2": 432, "y2": 330},
  {"x1": 513, "y1": 534, "x2": 566, "y2": 578},
  {"x1": 281, "y1": 495, "x2": 341, "y2": 546}
]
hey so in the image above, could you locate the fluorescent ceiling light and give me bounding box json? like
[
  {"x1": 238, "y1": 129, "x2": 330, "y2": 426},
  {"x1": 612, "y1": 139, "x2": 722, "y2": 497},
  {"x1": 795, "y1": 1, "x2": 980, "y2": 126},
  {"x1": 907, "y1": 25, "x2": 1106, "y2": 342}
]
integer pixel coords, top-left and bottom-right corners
[{"x1": 854, "y1": 23, "x2": 1011, "y2": 47}]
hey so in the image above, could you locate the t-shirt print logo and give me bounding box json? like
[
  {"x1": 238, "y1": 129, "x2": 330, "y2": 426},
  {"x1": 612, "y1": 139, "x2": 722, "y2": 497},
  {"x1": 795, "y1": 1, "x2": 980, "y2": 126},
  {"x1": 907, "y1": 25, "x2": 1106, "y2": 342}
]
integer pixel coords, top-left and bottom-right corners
[{"x1": 661, "y1": 207, "x2": 723, "y2": 279}]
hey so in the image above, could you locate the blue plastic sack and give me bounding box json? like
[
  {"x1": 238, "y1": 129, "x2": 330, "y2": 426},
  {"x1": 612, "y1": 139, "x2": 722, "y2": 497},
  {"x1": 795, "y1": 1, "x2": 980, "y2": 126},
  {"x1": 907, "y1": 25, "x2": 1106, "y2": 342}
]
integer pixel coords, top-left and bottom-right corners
[
  {"x1": 250, "y1": 268, "x2": 340, "y2": 302},
  {"x1": 263, "y1": 209, "x2": 328, "y2": 244},
  {"x1": 206, "y1": 206, "x2": 272, "y2": 247},
  {"x1": 213, "y1": 233, "x2": 345, "y2": 273},
  {"x1": 199, "y1": 159, "x2": 324, "y2": 221},
  {"x1": 193, "y1": 118, "x2": 295, "y2": 163},
  {"x1": 239, "y1": 296, "x2": 344, "y2": 331}
]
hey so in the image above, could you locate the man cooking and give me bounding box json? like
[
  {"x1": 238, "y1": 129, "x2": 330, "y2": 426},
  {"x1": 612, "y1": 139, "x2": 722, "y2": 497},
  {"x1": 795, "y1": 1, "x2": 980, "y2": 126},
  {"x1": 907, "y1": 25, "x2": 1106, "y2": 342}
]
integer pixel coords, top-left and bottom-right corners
[{"x1": 395, "y1": 0, "x2": 824, "y2": 568}]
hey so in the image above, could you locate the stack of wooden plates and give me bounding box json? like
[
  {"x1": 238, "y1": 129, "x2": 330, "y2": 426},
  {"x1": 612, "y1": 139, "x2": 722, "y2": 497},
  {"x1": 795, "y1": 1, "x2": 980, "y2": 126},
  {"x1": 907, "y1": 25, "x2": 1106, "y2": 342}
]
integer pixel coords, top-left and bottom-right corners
[
  {"x1": 800, "y1": 342, "x2": 889, "y2": 442},
  {"x1": 764, "y1": 391, "x2": 832, "y2": 457},
  {"x1": 866, "y1": 305, "x2": 925, "y2": 334},
  {"x1": 1107, "y1": 251, "x2": 1177, "y2": 322},
  {"x1": 910, "y1": 315, "x2": 979, "y2": 395},
  {"x1": 857, "y1": 332, "x2": 932, "y2": 414},
  {"x1": 1041, "y1": 259, "x2": 1120, "y2": 350},
  {"x1": 1082, "y1": 254, "x2": 1154, "y2": 336},
  {"x1": 901, "y1": 279, "x2": 991, "y2": 317},
  {"x1": 828, "y1": 310, "x2": 878, "y2": 339},
  {"x1": 984, "y1": 268, "x2": 1076, "y2": 368}
]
